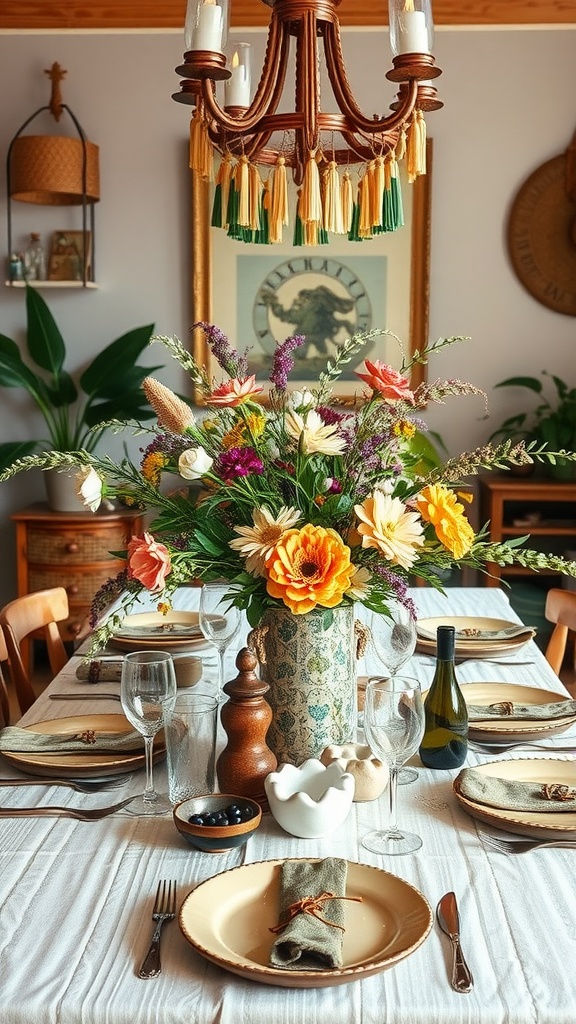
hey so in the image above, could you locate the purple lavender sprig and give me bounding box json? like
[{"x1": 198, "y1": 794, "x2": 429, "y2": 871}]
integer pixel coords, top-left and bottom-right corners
[
  {"x1": 269, "y1": 335, "x2": 306, "y2": 391},
  {"x1": 193, "y1": 322, "x2": 249, "y2": 379}
]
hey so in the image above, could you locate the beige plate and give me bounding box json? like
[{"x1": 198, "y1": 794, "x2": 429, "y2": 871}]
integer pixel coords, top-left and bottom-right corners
[
  {"x1": 454, "y1": 758, "x2": 576, "y2": 840},
  {"x1": 461, "y1": 682, "x2": 576, "y2": 742},
  {"x1": 0, "y1": 714, "x2": 165, "y2": 779},
  {"x1": 416, "y1": 616, "x2": 534, "y2": 644},
  {"x1": 179, "y1": 859, "x2": 432, "y2": 988},
  {"x1": 416, "y1": 632, "x2": 533, "y2": 660},
  {"x1": 109, "y1": 611, "x2": 211, "y2": 653}
]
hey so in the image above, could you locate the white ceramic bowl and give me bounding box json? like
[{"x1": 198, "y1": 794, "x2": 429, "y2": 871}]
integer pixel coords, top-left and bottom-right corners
[{"x1": 264, "y1": 758, "x2": 355, "y2": 839}]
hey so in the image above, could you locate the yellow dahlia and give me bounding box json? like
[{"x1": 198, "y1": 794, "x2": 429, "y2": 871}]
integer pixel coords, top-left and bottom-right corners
[
  {"x1": 354, "y1": 492, "x2": 425, "y2": 570},
  {"x1": 141, "y1": 451, "x2": 169, "y2": 486},
  {"x1": 229, "y1": 506, "x2": 301, "y2": 576},
  {"x1": 415, "y1": 483, "x2": 475, "y2": 559},
  {"x1": 265, "y1": 523, "x2": 355, "y2": 614}
]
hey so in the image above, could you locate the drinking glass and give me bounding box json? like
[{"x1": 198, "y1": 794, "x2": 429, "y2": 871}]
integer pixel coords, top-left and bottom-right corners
[
  {"x1": 120, "y1": 650, "x2": 177, "y2": 815},
  {"x1": 362, "y1": 676, "x2": 425, "y2": 856},
  {"x1": 198, "y1": 583, "x2": 242, "y2": 701},
  {"x1": 366, "y1": 606, "x2": 418, "y2": 784}
]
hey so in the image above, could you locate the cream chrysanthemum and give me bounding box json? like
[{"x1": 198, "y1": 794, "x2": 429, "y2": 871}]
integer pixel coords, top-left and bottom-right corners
[
  {"x1": 346, "y1": 565, "x2": 371, "y2": 600},
  {"x1": 285, "y1": 409, "x2": 346, "y2": 456},
  {"x1": 229, "y1": 505, "x2": 301, "y2": 575},
  {"x1": 354, "y1": 492, "x2": 425, "y2": 570}
]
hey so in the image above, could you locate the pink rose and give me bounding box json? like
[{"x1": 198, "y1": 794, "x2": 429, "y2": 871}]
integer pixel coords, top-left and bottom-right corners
[
  {"x1": 127, "y1": 532, "x2": 171, "y2": 593},
  {"x1": 355, "y1": 360, "x2": 415, "y2": 404},
  {"x1": 205, "y1": 375, "x2": 264, "y2": 407}
]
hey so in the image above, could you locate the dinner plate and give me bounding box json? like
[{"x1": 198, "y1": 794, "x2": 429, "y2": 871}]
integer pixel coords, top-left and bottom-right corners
[
  {"x1": 417, "y1": 616, "x2": 534, "y2": 644},
  {"x1": 454, "y1": 758, "x2": 576, "y2": 840},
  {"x1": 108, "y1": 611, "x2": 211, "y2": 653},
  {"x1": 461, "y1": 682, "x2": 576, "y2": 742},
  {"x1": 0, "y1": 714, "x2": 165, "y2": 779},
  {"x1": 415, "y1": 622, "x2": 534, "y2": 660},
  {"x1": 179, "y1": 859, "x2": 432, "y2": 988}
]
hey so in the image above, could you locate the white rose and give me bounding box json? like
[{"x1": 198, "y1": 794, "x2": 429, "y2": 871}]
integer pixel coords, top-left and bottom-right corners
[
  {"x1": 75, "y1": 466, "x2": 103, "y2": 512},
  {"x1": 178, "y1": 446, "x2": 213, "y2": 480},
  {"x1": 288, "y1": 389, "x2": 316, "y2": 413}
]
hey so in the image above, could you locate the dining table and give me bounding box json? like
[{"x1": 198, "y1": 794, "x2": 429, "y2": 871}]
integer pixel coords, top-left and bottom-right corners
[{"x1": 1, "y1": 585, "x2": 575, "y2": 1024}]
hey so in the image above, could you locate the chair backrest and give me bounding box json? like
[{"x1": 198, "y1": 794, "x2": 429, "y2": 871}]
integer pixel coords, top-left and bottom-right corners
[
  {"x1": 0, "y1": 587, "x2": 70, "y2": 715},
  {"x1": 544, "y1": 588, "x2": 576, "y2": 676},
  {"x1": 0, "y1": 627, "x2": 10, "y2": 728}
]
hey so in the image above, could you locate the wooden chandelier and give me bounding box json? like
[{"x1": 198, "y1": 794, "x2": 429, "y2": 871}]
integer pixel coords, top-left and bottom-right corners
[{"x1": 173, "y1": 0, "x2": 442, "y2": 244}]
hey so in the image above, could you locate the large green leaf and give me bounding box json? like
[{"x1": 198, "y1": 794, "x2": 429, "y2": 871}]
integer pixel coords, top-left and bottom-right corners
[
  {"x1": 0, "y1": 334, "x2": 43, "y2": 392},
  {"x1": 80, "y1": 325, "x2": 155, "y2": 396},
  {"x1": 83, "y1": 394, "x2": 158, "y2": 427},
  {"x1": 0, "y1": 440, "x2": 40, "y2": 472},
  {"x1": 25, "y1": 284, "x2": 66, "y2": 375},
  {"x1": 494, "y1": 376, "x2": 543, "y2": 395},
  {"x1": 88, "y1": 363, "x2": 163, "y2": 402},
  {"x1": 44, "y1": 370, "x2": 78, "y2": 407}
]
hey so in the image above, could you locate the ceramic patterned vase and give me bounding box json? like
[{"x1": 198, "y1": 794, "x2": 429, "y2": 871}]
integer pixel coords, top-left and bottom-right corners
[{"x1": 259, "y1": 605, "x2": 357, "y2": 766}]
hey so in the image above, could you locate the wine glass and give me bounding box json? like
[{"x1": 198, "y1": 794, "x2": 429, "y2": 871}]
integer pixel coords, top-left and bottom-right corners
[
  {"x1": 362, "y1": 676, "x2": 425, "y2": 856},
  {"x1": 366, "y1": 605, "x2": 418, "y2": 784},
  {"x1": 198, "y1": 583, "x2": 242, "y2": 701},
  {"x1": 120, "y1": 650, "x2": 177, "y2": 816}
]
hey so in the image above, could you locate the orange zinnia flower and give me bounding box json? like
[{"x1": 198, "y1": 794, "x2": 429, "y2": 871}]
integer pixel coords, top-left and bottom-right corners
[
  {"x1": 416, "y1": 483, "x2": 475, "y2": 559},
  {"x1": 265, "y1": 524, "x2": 355, "y2": 614}
]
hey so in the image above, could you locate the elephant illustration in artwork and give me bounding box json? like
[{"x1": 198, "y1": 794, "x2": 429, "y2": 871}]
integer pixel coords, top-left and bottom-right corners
[{"x1": 259, "y1": 284, "x2": 356, "y2": 357}]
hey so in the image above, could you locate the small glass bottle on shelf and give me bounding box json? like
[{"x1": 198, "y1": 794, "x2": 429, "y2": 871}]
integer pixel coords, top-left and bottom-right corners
[
  {"x1": 23, "y1": 233, "x2": 46, "y2": 281},
  {"x1": 419, "y1": 625, "x2": 468, "y2": 769}
]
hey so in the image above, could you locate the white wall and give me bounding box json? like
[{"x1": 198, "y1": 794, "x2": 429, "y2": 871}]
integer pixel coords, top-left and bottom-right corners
[{"x1": 0, "y1": 26, "x2": 575, "y2": 605}]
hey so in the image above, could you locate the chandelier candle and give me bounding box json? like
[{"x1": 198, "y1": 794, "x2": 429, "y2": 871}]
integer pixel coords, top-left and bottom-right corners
[
  {"x1": 225, "y1": 45, "x2": 251, "y2": 107},
  {"x1": 419, "y1": 626, "x2": 468, "y2": 770},
  {"x1": 189, "y1": 0, "x2": 225, "y2": 52}
]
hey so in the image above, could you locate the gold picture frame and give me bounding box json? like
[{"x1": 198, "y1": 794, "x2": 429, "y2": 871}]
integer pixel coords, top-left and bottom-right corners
[{"x1": 190, "y1": 140, "x2": 432, "y2": 403}]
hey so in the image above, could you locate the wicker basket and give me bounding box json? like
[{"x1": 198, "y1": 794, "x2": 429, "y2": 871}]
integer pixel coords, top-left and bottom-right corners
[{"x1": 9, "y1": 135, "x2": 100, "y2": 205}]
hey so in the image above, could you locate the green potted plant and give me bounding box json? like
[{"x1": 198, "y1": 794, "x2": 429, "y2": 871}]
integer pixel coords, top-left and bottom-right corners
[
  {"x1": 489, "y1": 372, "x2": 576, "y2": 480},
  {"x1": 0, "y1": 284, "x2": 162, "y2": 508}
]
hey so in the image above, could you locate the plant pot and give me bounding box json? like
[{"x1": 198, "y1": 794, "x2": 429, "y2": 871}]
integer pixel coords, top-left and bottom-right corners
[
  {"x1": 44, "y1": 467, "x2": 85, "y2": 512},
  {"x1": 257, "y1": 605, "x2": 358, "y2": 766}
]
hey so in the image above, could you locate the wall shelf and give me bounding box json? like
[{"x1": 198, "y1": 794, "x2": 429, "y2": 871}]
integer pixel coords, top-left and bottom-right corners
[{"x1": 5, "y1": 279, "x2": 98, "y2": 289}]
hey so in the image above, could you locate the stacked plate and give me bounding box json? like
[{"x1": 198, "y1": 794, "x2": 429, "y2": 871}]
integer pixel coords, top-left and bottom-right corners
[
  {"x1": 461, "y1": 681, "x2": 576, "y2": 743},
  {"x1": 108, "y1": 611, "x2": 211, "y2": 654},
  {"x1": 416, "y1": 616, "x2": 536, "y2": 660}
]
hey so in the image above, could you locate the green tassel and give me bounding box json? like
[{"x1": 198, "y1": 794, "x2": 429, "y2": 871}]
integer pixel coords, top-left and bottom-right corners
[
  {"x1": 293, "y1": 211, "x2": 304, "y2": 246},
  {"x1": 211, "y1": 184, "x2": 223, "y2": 228},
  {"x1": 347, "y1": 203, "x2": 363, "y2": 242},
  {"x1": 226, "y1": 184, "x2": 240, "y2": 239},
  {"x1": 318, "y1": 226, "x2": 329, "y2": 245},
  {"x1": 392, "y1": 174, "x2": 404, "y2": 229},
  {"x1": 255, "y1": 200, "x2": 269, "y2": 244},
  {"x1": 382, "y1": 187, "x2": 395, "y2": 232}
]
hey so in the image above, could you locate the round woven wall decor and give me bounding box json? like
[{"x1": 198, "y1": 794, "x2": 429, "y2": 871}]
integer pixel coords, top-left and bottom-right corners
[
  {"x1": 10, "y1": 135, "x2": 100, "y2": 205},
  {"x1": 507, "y1": 142, "x2": 576, "y2": 317}
]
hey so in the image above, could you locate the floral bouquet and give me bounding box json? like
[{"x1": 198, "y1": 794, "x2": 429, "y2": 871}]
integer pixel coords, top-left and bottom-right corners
[{"x1": 2, "y1": 324, "x2": 576, "y2": 654}]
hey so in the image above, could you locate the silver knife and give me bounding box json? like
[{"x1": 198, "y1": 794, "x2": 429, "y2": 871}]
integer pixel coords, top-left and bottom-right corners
[{"x1": 436, "y1": 891, "x2": 474, "y2": 993}]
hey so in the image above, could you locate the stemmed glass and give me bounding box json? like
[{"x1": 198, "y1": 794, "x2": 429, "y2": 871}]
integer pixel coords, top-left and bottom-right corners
[
  {"x1": 362, "y1": 676, "x2": 425, "y2": 856},
  {"x1": 120, "y1": 650, "x2": 177, "y2": 816},
  {"x1": 198, "y1": 583, "x2": 242, "y2": 701},
  {"x1": 366, "y1": 606, "x2": 418, "y2": 784}
]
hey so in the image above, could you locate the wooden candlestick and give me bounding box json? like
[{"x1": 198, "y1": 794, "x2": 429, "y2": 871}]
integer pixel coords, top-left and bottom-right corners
[{"x1": 216, "y1": 647, "x2": 277, "y2": 810}]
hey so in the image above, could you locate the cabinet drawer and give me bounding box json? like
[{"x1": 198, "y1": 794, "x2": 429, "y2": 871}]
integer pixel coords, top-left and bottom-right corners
[
  {"x1": 28, "y1": 564, "x2": 124, "y2": 602},
  {"x1": 27, "y1": 525, "x2": 130, "y2": 565}
]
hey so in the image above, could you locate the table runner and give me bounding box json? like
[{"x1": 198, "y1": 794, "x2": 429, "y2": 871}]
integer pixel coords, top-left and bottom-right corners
[{"x1": 1, "y1": 588, "x2": 575, "y2": 1024}]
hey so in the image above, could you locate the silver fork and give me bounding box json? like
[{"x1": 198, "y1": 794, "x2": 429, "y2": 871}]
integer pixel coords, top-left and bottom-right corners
[
  {"x1": 138, "y1": 879, "x2": 177, "y2": 979},
  {"x1": 468, "y1": 740, "x2": 576, "y2": 755},
  {"x1": 0, "y1": 796, "x2": 137, "y2": 820},
  {"x1": 0, "y1": 775, "x2": 131, "y2": 793},
  {"x1": 478, "y1": 830, "x2": 576, "y2": 855}
]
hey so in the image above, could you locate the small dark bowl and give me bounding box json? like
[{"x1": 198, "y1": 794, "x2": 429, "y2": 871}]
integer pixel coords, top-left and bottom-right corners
[{"x1": 173, "y1": 793, "x2": 262, "y2": 854}]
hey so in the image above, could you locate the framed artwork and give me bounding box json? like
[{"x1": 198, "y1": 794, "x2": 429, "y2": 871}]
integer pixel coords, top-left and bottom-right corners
[
  {"x1": 190, "y1": 140, "x2": 432, "y2": 403},
  {"x1": 47, "y1": 229, "x2": 91, "y2": 281}
]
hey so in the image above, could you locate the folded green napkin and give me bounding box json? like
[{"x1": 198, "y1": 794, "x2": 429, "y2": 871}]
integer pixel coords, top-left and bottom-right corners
[
  {"x1": 0, "y1": 725, "x2": 144, "y2": 755},
  {"x1": 467, "y1": 699, "x2": 576, "y2": 722},
  {"x1": 269, "y1": 859, "x2": 352, "y2": 971},
  {"x1": 457, "y1": 767, "x2": 576, "y2": 812}
]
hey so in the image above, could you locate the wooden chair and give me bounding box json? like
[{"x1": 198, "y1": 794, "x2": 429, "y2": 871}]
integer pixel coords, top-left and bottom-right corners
[
  {"x1": 0, "y1": 628, "x2": 11, "y2": 728},
  {"x1": 0, "y1": 587, "x2": 70, "y2": 716},
  {"x1": 544, "y1": 588, "x2": 576, "y2": 676}
]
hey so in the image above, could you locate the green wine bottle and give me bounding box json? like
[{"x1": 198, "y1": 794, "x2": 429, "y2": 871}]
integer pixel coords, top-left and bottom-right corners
[{"x1": 419, "y1": 625, "x2": 468, "y2": 769}]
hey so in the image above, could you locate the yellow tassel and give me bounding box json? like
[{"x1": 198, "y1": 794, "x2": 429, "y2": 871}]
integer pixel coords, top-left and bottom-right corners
[
  {"x1": 395, "y1": 128, "x2": 407, "y2": 163},
  {"x1": 406, "y1": 109, "x2": 426, "y2": 182},
  {"x1": 300, "y1": 150, "x2": 323, "y2": 228},
  {"x1": 384, "y1": 153, "x2": 393, "y2": 193},
  {"x1": 189, "y1": 108, "x2": 213, "y2": 180},
  {"x1": 216, "y1": 153, "x2": 233, "y2": 229},
  {"x1": 371, "y1": 156, "x2": 385, "y2": 229},
  {"x1": 322, "y1": 160, "x2": 344, "y2": 234},
  {"x1": 358, "y1": 172, "x2": 372, "y2": 238},
  {"x1": 235, "y1": 155, "x2": 250, "y2": 227},
  {"x1": 269, "y1": 155, "x2": 289, "y2": 244},
  {"x1": 249, "y1": 163, "x2": 262, "y2": 231},
  {"x1": 341, "y1": 171, "x2": 354, "y2": 233}
]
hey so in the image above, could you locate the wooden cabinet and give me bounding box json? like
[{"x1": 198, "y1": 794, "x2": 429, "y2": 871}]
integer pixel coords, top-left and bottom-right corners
[
  {"x1": 478, "y1": 476, "x2": 576, "y2": 586},
  {"x1": 10, "y1": 504, "x2": 143, "y2": 642}
]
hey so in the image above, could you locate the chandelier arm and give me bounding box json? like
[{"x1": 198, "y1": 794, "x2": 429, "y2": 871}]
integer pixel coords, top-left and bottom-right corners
[
  {"x1": 200, "y1": 17, "x2": 291, "y2": 135},
  {"x1": 337, "y1": 130, "x2": 402, "y2": 163},
  {"x1": 296, "y1": 7, "x2": 321, "y2": 155},
  {"x1": 323, "y1": 22, "x2": 419, "y2": 134}
]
